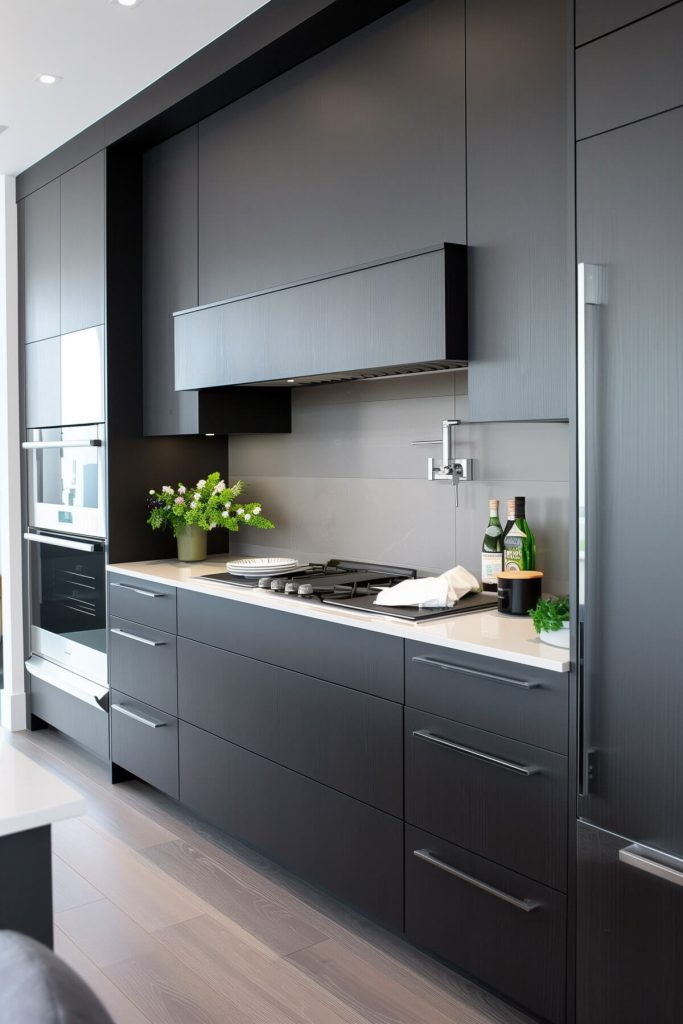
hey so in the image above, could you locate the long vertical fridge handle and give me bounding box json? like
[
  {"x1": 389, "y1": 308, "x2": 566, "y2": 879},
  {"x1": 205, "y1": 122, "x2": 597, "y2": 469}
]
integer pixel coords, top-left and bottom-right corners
[{"x1": 577, "y1": 263, "x2": 607, "y2": 797}]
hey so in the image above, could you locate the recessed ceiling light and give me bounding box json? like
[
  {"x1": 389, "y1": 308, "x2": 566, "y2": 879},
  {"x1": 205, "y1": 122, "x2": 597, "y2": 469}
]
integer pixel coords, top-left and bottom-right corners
[
  {"x1": 287, "y1": 378, "x2": 295, "y2": 383},
  {"x1": 36, "y1": 74, "x2": 61, "y2": 85},
  {"x1": 111, "y1": 0, "x2": 143, "y2": 7}
]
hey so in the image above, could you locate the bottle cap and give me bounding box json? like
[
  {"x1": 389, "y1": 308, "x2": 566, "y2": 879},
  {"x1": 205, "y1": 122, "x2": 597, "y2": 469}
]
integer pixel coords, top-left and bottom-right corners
[
  {"x1": 488, "y1": 498, "x2": 499, "y2": 513},
  {"x1": 506, "y1": 498, "x2": 515, "y2": 520},
  {"x1": 514, "y1": 496, "x2": 526, "y2": 518}
]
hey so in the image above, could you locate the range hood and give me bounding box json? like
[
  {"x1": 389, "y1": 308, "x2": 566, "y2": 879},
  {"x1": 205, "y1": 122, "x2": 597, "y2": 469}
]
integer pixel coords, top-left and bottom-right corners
[{"x1": 173, "y1": 243, "x2": 467, "y2": 391}]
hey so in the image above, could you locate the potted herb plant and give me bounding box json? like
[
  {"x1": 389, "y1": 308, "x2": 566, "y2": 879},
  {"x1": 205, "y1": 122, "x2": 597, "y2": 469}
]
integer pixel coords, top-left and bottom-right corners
[
  {"x1": 529, "y1": 596, "x2": 570, "y2": 648},
  {"x1": 147, "y1": 472, "x2": 274, "y2": 562}
]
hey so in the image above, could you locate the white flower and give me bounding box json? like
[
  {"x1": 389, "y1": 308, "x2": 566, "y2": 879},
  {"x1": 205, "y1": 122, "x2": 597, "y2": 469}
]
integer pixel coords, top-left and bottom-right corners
[
  {"x1": 196, "y1": 479, "x2": 206, "y2": 488},
  {"x1": 162, "y1": 485, "x2": 174, "y2": 494},
  {"x1": 190, "y1": 501, "x2": 197, "y2": 509},
  {"x1": 244, "y1": 513, "x2": 251, "y2": 521},
  {"x1": 221, "y1": 510, "x2": 229, "y2": 518},
  {"x1": 149, "y1": 489, "x2": 155, "y2": 495},
  {"x1": 216, "y1": 481, "x2": 226, "y2": 492},
  {"x1": 178, "y1": 485, "x2": 186, "y2": 494},
  {"x1": 194, "y1": 493, "x2": 202, "y2": 501},
  {"x1": 236, "y1": 507, "x2": 244, "y2": 516},
  {"x1": 210, "y1": 523, "x2": 216, "y2": 529},
  {"x1": 252, "y1": 506, "x2": 261, "y2": 515},
  {"x1": 174, "y1": 496, "x2": 185, "y2": 505},
  {"x1": 225, "y1": 501, "x2": 231, "y2": 509}
]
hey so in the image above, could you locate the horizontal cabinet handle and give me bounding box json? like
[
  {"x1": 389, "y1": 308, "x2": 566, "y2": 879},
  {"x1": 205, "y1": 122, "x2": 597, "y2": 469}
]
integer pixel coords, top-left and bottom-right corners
[
  {"x1": 412, "y1": 729, "x2": 538, "y2": 776},
  {"x1": 111, "y1": 704, "x2": 166, "y2": 729},
  {"x1": 24, "y1": 532, "x2": 98, "y2": 553},
  {"x1": 110, "y1": 581, "x2": 165, "y2": 599},
  {"x1": 411, "y1": 655, "x2": 539, "y2": 689},
  {"x1": 413, "y1": 849, "x2": 540, "y2": 912},
  {"x1": 619, "y1": 844, "x2": 683, "y2": 888},
  {"x1": 110, "y1": 627, "x2": 166, "y2": 648},
  {"x1": 22, "y1": 438, "x2": 102, "y2": 449}
]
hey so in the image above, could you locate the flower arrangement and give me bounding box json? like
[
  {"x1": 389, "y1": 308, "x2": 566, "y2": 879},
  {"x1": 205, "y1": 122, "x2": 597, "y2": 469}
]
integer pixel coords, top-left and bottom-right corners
[{"x1": 146, "y1": 472, "x2": 274, "y2": 536}]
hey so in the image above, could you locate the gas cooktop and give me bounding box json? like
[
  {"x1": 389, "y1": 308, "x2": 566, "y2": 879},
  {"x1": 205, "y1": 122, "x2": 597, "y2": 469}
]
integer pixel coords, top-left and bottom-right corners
[{"x1": 201, "y1": 559, "x2": 498, "y2": 621}]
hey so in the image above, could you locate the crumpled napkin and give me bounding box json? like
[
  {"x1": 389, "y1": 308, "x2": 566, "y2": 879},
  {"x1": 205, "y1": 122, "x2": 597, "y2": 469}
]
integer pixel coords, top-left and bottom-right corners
[{"x1": 373, "y1": 565, "x2": 481, "y2": 609}]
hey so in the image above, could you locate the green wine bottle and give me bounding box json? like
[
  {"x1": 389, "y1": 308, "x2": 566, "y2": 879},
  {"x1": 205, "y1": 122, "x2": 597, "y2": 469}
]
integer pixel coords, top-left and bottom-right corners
[
  {"x1": 503, "y1": 496, "x2": 536, "y2": 572},
  {"x1": 481, "y1": 499, "x2": 503, "y2": 592}
]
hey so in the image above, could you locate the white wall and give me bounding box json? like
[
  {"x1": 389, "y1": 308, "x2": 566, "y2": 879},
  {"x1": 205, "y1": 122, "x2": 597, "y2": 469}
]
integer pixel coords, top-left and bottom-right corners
[{"x1": 0, "y1": 174, "x2": 26, "y2": 730}]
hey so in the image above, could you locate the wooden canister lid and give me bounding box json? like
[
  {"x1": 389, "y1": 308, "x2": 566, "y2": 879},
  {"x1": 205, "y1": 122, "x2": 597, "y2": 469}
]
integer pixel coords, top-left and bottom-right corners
[{"x1": 495, "y1": 570, "x2": 544, "y2": 580}]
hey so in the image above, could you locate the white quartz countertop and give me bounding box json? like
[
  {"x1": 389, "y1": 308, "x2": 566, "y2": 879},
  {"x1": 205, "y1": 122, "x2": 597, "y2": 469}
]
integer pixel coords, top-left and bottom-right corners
[
  {"x1": 0, "y1": 733, "x2": 85, "y2": 838},
  {"x1": 107, "y1": 557, "x2": 571, "y2": 672}
]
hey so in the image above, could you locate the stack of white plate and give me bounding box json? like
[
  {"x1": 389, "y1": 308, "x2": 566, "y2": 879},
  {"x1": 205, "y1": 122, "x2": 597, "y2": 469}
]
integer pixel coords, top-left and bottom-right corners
[{"x1": 225, "y1": 557, "x2": 299, "y2": 578}]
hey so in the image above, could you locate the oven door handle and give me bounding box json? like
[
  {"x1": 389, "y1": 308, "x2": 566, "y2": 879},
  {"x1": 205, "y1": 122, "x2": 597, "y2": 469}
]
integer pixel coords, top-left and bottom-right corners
[
  {"x1": 24, "y1": 532, "x2": 98, "y2": 553},
  {"x1": 22, "y1": 439, "x2": 102, "y2": 449}
]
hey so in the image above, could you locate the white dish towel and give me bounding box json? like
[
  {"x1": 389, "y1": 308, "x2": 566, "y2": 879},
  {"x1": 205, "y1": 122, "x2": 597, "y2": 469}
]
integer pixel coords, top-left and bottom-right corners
[{"x1": 373, "y1": 565, "x2": 481, "y2": 609}]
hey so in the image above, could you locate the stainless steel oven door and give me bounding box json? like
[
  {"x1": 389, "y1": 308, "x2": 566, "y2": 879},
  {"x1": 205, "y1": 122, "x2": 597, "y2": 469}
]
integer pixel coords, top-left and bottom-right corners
[
  {"x1": 24, "y1": 423, "x2": 106, "y2": 538},
  {"x1": 25, "y1": 531, "x2": 107, "y2": 685}
]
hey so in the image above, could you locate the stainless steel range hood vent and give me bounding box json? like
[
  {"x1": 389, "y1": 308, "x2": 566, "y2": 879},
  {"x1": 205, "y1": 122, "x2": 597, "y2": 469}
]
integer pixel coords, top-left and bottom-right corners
[{"x1": 174, "y1": 244, "x2": 467, "y2": 391}]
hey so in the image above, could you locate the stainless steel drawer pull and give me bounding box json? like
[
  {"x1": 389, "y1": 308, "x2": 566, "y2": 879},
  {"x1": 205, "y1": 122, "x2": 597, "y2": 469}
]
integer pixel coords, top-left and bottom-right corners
[
  {"x1": 22, "y1": 438, "x2": 102, "y2": 449},
  {"x1": 110, "y1": 581, "x2": 165, "y2": 599},
  {"x1": 411, "y1": 655, "x2": 539, "y2": 689},
  {"x1": 110, "y1": 627, "x2": 166, "y2": 648},
  {"x1": 619, "y1": 844, "x2": 683, "y2": 888},
  {"x1": 413, "y1": 849, "x2": 541, "y2": 912},
  {"x1": 412, "y1": 729, "x2": 539, "y2": 776},
  {"x1": 112, "y1": 704, "x2": 166, "y2": 729}
]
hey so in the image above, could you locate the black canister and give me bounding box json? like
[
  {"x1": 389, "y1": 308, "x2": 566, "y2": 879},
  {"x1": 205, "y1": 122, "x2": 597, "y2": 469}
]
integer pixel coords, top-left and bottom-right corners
[{"x1": 496, "y1": 571, "x2": 543, "y2": 615}]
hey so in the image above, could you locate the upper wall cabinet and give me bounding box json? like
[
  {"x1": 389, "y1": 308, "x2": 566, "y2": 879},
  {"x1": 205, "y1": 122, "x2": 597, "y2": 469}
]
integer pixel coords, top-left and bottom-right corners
[
  {"x1": 575, "y1": 0, "x2": 673, "y2": 45},
  {"x1": 60, "y1": 152, "x2": 105, "y2": 335},
  {"x1": 19, "y1": 178, "x2": 60, "y2": 344},
  {"x1": 197, "y1": 0, "x2": 466, "y2": 304},
  {"x1": 466, "y1": 0, "x2": 572, "y2": 422}
]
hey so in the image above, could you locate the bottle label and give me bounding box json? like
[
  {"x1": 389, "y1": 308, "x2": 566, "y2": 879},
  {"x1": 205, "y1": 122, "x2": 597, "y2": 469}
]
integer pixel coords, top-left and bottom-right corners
[
  {"x1": 485, "y1": 525, "x2": 502, "y2": 538},
  {"x1": 482, "y1": 552, "x2": 503, "y2": 584},
  {"x1": 504, "y1": 536, "x2": 524, "y2": 570},
  {"x1": 507, "y1": 524, "x2": 526, "y2": 538}
]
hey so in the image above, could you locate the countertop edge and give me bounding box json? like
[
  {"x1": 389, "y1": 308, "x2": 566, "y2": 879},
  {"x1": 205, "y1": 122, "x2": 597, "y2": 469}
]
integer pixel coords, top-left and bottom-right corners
[{"x1": 107, "y1": 561, "x2": 571, "y2": 673}]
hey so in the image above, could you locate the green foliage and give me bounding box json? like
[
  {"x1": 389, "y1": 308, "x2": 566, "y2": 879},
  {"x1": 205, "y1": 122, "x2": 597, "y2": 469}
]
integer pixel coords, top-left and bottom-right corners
[
  {"x1": 146, "y1": 472, "x2": 274, "y2": 536},
  {"x1": 529, "y1": 596, "x2": 570, "y2": 634}
]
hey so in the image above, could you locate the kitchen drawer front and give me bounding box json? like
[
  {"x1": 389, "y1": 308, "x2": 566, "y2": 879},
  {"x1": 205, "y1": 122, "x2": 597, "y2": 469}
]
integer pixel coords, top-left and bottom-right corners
[
  {"x1": 178, "y1": 589, "x2": 403, "y2": 702},
  {"x1": 405, "y1": 708, "x2": 567, "y2": 890},
  {"x1": 179, "y1": 721, "x2": 403, "y2": 931},
  {"x1": 29, "y1": 675, "x2": 109, "y2": 761},
  {"x1": 405, "y1": 641, "x2": 567, "y2": 753},
  {"x1": 110, "y1": 617, "x2": 177, "y2": 715},
  {"x1": 576, "y1": 4, "x2": 683, "y2": 139},
  {"x1": 111, "y1": 690, "x2": 179, "y2": 799},
  {"x1": 178, "y1": 638, "x2": 402, "y2": 816},
  {"x1": 405, "y1": 825, "x2": 566, "y2": 1024},
  {"x1": 108, "y1": 574, "x2": 177, "y2": 633}
]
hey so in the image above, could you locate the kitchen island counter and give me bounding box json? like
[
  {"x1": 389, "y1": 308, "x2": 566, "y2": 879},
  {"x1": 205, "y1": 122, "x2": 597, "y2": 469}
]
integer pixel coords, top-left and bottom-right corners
[{"x1": 107, "y1": 557, "x2": 570, "y2": 673}]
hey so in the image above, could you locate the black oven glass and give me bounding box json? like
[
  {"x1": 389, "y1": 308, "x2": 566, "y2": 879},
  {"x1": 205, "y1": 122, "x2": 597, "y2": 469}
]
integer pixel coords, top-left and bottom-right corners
[{"x1": 30, "y1": 541, "x2": 106, "y2": 655}]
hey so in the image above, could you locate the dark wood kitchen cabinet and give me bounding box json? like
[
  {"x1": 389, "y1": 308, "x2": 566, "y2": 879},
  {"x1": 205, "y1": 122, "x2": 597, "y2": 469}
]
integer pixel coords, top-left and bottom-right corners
[
  {"x1": 60, "y1": 152, "x2": 105, "y2": 334},
  {"x1": 19, "y1": 178, "x2": 60, "y2": 344},
  {"x1": 466, "y1": 0, "x2": 573, "y2": 421}
]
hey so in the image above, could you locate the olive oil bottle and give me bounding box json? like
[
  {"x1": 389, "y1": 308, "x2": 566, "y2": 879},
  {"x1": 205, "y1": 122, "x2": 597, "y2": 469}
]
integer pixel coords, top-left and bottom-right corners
[
  {"x1": 481, "y1": 499, "x2": 503, "y2": 591},
  {"x1": 503, "y1": 496, "x2": 536, "y2": 572}
]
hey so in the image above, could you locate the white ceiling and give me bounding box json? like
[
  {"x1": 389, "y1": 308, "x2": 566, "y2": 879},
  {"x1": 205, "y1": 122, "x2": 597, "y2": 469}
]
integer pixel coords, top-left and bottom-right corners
[{"x1": 0, "y1": 0, "x2": 270, "y2": 176}]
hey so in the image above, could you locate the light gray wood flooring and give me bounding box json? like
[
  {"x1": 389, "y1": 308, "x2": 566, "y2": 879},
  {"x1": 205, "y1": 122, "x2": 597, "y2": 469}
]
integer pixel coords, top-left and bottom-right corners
[{"x1": 8, "y1": 727, "x2": 533, "y2": 1024}]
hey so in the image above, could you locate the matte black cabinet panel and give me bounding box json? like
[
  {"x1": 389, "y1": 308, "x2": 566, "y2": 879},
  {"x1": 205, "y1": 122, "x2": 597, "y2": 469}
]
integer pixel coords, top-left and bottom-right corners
[
  {"x1": 197, "y1": 0, "x2": 465, "y2": 303},
  {"x1": 178, "y1": 590, "x2": 403, "y2": 702},
  {"x1": 180, "y1": 721, "x2": 403, "y2": 930},
  {"x1": 25, "y1": 337, "x2": 60, "y2": 428},
  {"x1": 111, "y1": 690, "x2": 179, "y2": 799},
  {"x1": 110, "y1": 616, "x2": 178, "y2": 716},
  {"x1": 576, "y1": 3, "x2": 683, "y2": 139},
  {"x1": 20, "y1": 179, "x2": 60, "y2": 344},
  {"x1": 576, "y1": 822, "x2": 683, "y2": 1024},
  {"x1": 576, "y1": 0, "x2": 676, "y2": 46},
  {"x1": 60, "y1": 152, "x2": 105, "y2": 334},
  {"x1": 175, "y1": 245, "x2": 466, "y2": 389},
  {"x1": 466, "y1": 0, "x2": 572, "y2": 421},
  {"x1": 108, "y1": 573, "x2": 177, "y2": 633},
  {"x1": 405, "y1": 825, "x2": 566, "y2": 1024},
  {"x1": 405, "y1": 708, "x2": 567, "y2": 890},
  {"x1": 405, "y1": 642, "x2": 568, "y2": 753},
  {"x1": 29, "y1": 674, "x2": 109, "y2": 761},
  {"x1": 142, "y1": 126, "x2": 201, "y2": 436},
  {"x1": 177, "y1": 637, "x2": 402, "y2": 816},
  {"x1": 577, "y1": 108, "x2": 683, "y2": 852}
]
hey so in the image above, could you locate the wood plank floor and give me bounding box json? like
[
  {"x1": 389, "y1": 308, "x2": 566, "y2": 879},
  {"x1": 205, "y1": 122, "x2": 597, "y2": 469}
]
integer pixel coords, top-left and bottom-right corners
[{"x1": 7, "y1": 727, "x2": 533, "y2": 1024}]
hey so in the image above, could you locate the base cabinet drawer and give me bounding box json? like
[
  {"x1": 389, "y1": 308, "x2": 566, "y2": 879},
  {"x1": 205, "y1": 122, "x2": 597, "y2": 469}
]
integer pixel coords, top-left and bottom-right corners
[
  {"x1": 179, "y1": 721, "x2": 403, "y2": 931},
  {"x1": 178, "y1": 638, "x2": 402, "y2": 815},
  {"x1": 111, "y1": 691, "x2": 179, "y2": 799},
  {"x1": 405, "y1": 641, "x2": 568, "y2": 753},
  {"x1": 405, "y1": 708, "x2": 567, "y2": 889},
  {"x1": 108, "y1": 574, "x2": 177, "y2": 633},
  {"x1": 110, "y1": 617, "x2": 177, "y2": 715},
  {"x1": 405, "y1": 825, "x2": 566, "y2": 1024},
  {"x1": 29, "y1": 675, "x2": 109, "y2": 762}
]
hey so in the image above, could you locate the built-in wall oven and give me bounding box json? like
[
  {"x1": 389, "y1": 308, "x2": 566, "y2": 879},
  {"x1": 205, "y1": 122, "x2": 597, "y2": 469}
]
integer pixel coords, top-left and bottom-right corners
[{"x1": 23, "y1": 424, "x2": 106, "y2": 539}]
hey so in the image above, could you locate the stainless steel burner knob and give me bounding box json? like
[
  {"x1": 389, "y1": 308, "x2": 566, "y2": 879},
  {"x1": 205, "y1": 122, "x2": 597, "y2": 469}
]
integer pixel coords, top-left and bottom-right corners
[
  {"x1": 257, "y1": 577, "x2": 272, "y2": 588},
  {"x1": 284, "y1": 581, "x2": 300, "y2": 594},
  {"x1": 297, "y1": 583, "x2": 314, "y2": 597},
  {"x1": 271, "y1": 578, "x2": 287, "y2": 591}
]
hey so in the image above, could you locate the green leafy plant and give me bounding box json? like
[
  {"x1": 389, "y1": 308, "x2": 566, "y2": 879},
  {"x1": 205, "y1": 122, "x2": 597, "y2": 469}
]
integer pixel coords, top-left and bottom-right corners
[
  {"x1": 529, "y1": 596, "x2": 570, "y2": 634},
  {"x1": 146, "y1": 472, "x2": 274, "y2": 536}
]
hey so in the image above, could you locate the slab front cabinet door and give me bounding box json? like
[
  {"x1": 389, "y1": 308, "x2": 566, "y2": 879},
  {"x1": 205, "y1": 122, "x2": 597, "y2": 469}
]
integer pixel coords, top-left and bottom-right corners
[{"x1": 19, "y1": 178, "x2": 61, "y2": 345}]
